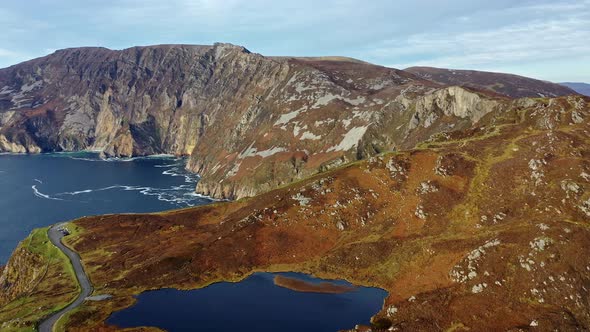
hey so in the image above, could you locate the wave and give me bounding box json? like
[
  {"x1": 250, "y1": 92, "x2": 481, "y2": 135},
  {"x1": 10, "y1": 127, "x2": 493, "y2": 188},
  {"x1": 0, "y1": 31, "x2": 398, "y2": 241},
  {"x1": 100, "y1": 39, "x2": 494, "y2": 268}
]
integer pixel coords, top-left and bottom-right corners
[
  {"x1": 58, "y1": 154, "x2": 182, "y2": 165},
  {"x1": 154, "y1": 163, "x2": 179, "y2": 168},
  {"x1": 161, "y1": 167, "x2": 201, "y2": 184},
  {"x1": 29, "y1": 154, "x2": 210, "y2": 207},
  {"x1": 31, "y1": 185, "x2": 65, "y2": 201},
  {"x1": 142, "y1": 154, "x2": 177, "y2": 159},
  {"x1": 37, "y1": 183, "x2": 216, "y2": 207},
  {"x1": 57, "y1": 185, "x2": 144, "y2": 196},
  {"x1": 66, "y1": 156, "x2": 138, "y2": 162}
]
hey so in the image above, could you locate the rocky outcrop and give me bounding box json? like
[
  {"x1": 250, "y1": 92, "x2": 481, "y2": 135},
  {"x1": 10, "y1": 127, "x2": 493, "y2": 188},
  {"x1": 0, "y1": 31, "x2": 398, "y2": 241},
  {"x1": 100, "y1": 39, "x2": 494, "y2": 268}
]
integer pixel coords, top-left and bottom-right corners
[
  {"x1": 0, "y1": 238, "x2": 45, "y2": 305},
  {"x1": 407, "y1": 86, "x2": 502, "y2": 129}
]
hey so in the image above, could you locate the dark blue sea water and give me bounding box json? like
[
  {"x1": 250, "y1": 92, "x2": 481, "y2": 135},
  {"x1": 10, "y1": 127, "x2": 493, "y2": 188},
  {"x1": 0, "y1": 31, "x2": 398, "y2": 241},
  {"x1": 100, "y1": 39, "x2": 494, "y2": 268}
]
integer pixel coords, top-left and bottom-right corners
[
  {"x1": 0, "y1": 152, "x2": 212, "y2": 263},
  {"x1": 108, "y1": 272, "x2": 387, "y2": 332}
]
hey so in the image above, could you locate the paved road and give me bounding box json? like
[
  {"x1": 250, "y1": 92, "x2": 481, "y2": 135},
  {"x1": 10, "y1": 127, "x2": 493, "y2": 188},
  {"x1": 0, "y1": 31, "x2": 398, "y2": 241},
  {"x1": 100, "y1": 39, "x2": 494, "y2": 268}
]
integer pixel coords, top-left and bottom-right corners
[{"x1": 38, "y1": 223, "x2": 93, "y2": 332}]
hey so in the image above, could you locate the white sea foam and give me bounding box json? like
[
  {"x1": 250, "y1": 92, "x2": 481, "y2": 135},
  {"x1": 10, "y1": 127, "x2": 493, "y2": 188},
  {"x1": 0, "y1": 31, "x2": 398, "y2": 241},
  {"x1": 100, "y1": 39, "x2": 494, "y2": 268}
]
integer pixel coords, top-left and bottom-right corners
[
  {"x1": 161, "y1": 167, "x2": 201, "y2": 184},
  {"x1": 31, "y1": 154, "x2": 212, "y2": 207},
  {"x1": 154, "y1": 164, "x2": 178, "y2": 168},
  {"x1": 34, "y1": 183, "x2": 212, "y2": 206},
  {"x1": 57, "y1": 153, "x2": 180, "y2": 164},
  {"x1": 31, "y1": 185, "x2": 65, "y2": 201}
]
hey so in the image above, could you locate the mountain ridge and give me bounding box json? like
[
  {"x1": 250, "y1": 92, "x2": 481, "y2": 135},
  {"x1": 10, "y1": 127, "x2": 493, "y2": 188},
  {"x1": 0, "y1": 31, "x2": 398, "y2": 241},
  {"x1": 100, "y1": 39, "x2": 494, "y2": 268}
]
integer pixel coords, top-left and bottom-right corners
[
  {"x1": 406, "y1": 66, "x2": 577, "y2": 98},
  {"x1": 560, "y1": 82, "x2": 590, "y2": 97},
  {"x1": 0, "y1": 44, "x2": 582, "y2": 200}
]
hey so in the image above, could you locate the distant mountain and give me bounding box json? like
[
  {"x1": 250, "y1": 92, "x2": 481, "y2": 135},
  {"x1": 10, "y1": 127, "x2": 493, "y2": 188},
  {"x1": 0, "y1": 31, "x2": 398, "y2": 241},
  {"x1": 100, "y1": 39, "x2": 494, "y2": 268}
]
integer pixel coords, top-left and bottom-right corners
[
  {"x1": 560, "y1": 82, "x2": 590, "y2": 96},
  {"x1": 406, "y1": 66, "x2": 577, "y2": 98}
]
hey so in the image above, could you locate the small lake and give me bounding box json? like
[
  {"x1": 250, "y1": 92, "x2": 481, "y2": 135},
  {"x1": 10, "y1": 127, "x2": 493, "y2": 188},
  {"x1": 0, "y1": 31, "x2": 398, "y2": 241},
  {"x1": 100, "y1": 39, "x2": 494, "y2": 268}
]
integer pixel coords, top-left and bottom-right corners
[{"x1": 107, "y1": 272, "x2": 387, "y2": 332}]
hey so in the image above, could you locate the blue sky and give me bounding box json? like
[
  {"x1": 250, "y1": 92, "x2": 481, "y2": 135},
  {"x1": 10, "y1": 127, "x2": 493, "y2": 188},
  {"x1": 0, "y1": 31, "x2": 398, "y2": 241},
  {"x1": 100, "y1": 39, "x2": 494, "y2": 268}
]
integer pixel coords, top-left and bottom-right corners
[{"x1": 0, "y1": 0, "x2": 588, "y2": 82}]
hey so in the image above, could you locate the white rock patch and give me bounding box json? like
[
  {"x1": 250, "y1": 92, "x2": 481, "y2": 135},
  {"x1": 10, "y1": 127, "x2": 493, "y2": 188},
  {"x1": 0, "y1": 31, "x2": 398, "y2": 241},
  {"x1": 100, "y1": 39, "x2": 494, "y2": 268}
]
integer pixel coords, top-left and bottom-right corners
[
  {"x1": 238, "y1": 142, "x2": 287, "y2": 159},
  {"x1": 530, "y1": 237, "x2": 551, "y2": 252},
  {"x1": 386, "y1": 305, "x2": 398, "y2": 317},
  {"x1": 450, "y1": 239, "x2": 501, "y2": 283},
  {"x1": 326, "y1": 126, "x2": 369, "y2": 152},
  {"x1": 292, "y1": 193, "x2": 311, "y2": 206},
  {"x1": 275, "y1": 109, "x2": 303, "y2": 126},
  {"x1": 256, "y1": 147, "x2": 287, "y2": 158},
  {"x1": 300, "y1": 131, "x2": 322, "y2": 140},
  {"x1": 471, "y1": 283, "x2": 487, "y2": 294}
]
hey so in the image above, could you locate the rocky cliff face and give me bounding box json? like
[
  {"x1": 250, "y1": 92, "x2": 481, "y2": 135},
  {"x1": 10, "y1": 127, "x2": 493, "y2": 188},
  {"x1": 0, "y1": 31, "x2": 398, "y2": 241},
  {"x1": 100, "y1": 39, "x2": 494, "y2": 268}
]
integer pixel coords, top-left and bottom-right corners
[{"x1": 0, "y1": 44, "x2": 579, "y2": 199}]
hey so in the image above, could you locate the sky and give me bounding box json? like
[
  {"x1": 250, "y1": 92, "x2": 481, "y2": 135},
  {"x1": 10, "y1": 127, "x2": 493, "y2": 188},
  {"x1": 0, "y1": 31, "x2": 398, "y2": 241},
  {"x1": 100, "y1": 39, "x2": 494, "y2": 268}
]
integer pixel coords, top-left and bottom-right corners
[{"x1": 0, "y1": 0, "x2": 588, "y2": 82}]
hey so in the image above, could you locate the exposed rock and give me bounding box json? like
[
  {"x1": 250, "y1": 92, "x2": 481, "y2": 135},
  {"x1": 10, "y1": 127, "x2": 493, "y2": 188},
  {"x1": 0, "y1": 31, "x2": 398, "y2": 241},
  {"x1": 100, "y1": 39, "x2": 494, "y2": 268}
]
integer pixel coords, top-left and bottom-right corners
[
  {"x1": 0, "y1": 44, "x2": 586, "y2": 200},
  {"x1": 0, "y1": 43, "x2": 445, "y2": 199},
  {"x1": 408, "y1": 86, "x2": 500, "y2": 130}
]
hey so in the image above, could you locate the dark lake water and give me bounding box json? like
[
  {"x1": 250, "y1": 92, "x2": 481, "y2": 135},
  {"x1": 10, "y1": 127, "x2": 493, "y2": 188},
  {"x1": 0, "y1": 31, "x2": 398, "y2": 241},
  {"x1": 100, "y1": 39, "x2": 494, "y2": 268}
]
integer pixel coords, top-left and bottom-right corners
[
  {"x1": 0, "y1": 152, "x2": 212, "y2": 263},
  {"x1": 107, "y1": 272, "x2": 388, "y2": 332}
]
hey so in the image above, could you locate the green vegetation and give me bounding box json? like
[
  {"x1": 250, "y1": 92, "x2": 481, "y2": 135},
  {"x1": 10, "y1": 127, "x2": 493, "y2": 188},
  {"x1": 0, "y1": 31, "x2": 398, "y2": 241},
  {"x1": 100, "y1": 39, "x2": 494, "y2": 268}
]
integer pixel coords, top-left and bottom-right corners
[{"x1": 0, "y1": 227, "x2": 79, "y2": 331}]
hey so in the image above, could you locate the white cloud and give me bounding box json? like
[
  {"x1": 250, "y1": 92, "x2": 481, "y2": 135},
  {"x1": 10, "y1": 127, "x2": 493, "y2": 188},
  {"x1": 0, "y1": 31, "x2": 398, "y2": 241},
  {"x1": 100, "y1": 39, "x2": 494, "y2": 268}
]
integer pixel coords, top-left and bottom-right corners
[
  {"x1": 0, "y1": 0, "x2": 588, "y2": 81},
  {"x1": 364, "y1": 1, "x2": 590, "y2": 73},
  {"x1": 0, "y1": 49, "x2": 18, "y2": 57}
]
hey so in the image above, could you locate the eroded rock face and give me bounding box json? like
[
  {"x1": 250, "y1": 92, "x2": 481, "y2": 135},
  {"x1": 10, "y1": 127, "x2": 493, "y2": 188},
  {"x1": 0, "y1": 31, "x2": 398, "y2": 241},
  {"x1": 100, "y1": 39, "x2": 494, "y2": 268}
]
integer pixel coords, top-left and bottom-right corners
[
  {"x1": 0, "y1": 44, "x2": 418, "y2": 198},
  {"x1": 409, "y1": 86, "x2": 501, "y2": 129},
  {"x1": 0, "y1": 44, "x2": 581, "y2": 199}
]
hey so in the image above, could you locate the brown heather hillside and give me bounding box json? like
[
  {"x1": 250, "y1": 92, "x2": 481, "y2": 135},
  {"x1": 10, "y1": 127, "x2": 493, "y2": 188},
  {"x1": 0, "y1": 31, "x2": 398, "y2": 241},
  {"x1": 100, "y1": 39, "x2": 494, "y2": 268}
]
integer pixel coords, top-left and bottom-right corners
[
  {"x1": 1, "y1": 94, "x2": 587, "y2": 331},
  {"x1": 406, "y1": 66, "x2": 576, "y2": 99}
]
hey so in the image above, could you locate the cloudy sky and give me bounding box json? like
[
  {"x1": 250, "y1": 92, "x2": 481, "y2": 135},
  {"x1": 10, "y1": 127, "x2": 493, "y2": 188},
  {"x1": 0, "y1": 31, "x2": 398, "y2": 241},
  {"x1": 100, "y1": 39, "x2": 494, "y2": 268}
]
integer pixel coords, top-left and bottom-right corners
[{"x1": 0, "y1": 0, "x2": 588, "y2": 82}]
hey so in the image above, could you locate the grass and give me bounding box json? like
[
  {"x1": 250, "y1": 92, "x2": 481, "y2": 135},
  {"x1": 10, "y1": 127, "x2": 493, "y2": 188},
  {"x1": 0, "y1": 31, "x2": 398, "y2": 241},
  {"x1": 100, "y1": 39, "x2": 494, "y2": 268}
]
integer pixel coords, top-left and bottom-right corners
[{"x1": 0, "y1": 227, "x2": 80, "y2": 331}]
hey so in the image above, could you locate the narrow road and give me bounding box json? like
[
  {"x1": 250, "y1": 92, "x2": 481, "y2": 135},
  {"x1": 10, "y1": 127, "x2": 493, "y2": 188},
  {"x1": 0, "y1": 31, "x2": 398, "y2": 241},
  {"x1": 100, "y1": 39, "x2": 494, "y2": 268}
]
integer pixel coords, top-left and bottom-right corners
[{"x1": 38, "y1": 223, "x2": 93, "y2": 332}]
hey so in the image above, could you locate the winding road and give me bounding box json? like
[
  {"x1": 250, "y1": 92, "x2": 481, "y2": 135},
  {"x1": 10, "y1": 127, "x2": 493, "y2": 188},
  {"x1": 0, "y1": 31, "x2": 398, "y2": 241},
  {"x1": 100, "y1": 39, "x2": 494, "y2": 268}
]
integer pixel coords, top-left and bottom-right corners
[{"x1": 38, "y1": 223, "x2": 93, "y2": 332}]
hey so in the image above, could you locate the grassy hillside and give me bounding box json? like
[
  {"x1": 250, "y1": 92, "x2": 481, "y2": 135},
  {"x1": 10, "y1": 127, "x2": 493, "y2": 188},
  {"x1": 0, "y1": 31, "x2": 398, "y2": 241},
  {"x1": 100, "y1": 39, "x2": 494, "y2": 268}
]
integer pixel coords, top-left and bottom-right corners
[
  {"x1": 0, "y1": 227, "x2": 79, "y2": 331},
  {"x1": 51, "y1": 95, "x2": 590, "y2": 331}
]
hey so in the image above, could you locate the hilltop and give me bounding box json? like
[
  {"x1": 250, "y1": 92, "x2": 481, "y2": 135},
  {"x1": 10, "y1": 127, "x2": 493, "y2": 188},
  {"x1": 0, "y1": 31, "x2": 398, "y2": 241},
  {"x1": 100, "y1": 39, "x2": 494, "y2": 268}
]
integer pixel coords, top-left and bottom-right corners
[{"x1": 406, "y1": 66, "x2": 576, "y2": 98}]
